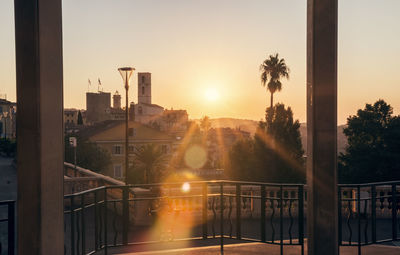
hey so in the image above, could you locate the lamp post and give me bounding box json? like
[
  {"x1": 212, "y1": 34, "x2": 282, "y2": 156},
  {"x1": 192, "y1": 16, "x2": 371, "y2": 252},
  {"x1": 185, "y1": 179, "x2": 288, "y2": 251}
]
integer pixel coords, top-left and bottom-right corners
[{"x1": 118, "y1": 67, "x2": 135, "y2": 184}]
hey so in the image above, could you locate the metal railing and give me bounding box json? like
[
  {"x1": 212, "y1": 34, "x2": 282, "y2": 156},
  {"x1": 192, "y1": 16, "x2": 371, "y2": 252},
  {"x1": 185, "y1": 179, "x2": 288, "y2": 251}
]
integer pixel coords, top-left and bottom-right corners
[
  {"x1": 63, "y1": 181, "x2": 305, "y2": 255},
  {"x1": 338, "y1": 181, "x2": 400, "y2": 255},
  {"x1": 0, "y1": 200, "x2": 15, "y2": 255},
  {"x1": 1, "y1": 180, "x2": 398, "y2": 255}
]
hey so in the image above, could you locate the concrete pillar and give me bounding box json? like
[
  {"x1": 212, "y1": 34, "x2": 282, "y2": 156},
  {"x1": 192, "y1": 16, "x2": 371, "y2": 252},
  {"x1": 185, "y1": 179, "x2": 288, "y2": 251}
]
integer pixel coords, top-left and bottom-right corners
[
  {"x1": 15, "y1": 0, "x2": 64, "y2": 254},
  {"x1": 306, "y1": 0, "x2": 338, "y2": 255}
]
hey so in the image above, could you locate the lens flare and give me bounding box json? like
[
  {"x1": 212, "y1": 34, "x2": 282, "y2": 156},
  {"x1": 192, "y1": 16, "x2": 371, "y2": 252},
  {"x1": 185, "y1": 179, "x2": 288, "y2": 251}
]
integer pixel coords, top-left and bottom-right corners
[
  {"x1": 181, "y1": 182, "x2": 190, "y2": 193},
  {"x1": 184, "y1": 145, "x2": 207, "y2": 169}
]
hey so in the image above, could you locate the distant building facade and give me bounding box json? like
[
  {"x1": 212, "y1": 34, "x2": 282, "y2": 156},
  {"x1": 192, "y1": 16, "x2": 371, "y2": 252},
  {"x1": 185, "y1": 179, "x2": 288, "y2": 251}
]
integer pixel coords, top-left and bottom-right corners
[
  {"x1": 80, "y1": 120, "x2": 180, "y2": 180},
  {"x1": 0, "y1": 98, "x2": 16, "y2": 139}
]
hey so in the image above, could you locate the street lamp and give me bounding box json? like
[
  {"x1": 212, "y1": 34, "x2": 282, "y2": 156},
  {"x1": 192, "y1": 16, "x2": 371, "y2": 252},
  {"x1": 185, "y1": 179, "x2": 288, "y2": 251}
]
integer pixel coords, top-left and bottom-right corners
[{"x1": 118, "y1": 67, "x2": 135, "y2": 184}]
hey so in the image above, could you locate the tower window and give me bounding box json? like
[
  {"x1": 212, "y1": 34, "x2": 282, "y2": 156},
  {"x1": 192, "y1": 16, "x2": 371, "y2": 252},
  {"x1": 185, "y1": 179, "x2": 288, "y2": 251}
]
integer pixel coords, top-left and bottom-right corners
[
  {"x1": 142, "y1": 76, "x2": 145, "y2": 83},
  {"x1": 142, "y1": 86, "x2": 145, "y2": 95}
]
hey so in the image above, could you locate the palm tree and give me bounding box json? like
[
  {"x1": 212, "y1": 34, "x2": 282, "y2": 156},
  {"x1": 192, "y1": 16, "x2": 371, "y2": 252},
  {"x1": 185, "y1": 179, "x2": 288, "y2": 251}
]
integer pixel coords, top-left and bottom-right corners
[
  {"x1": 133, "y1": 144, "x2": 167, "y2": 184},
  {"x1": 260, "y1": 53, "x2": 290, "y2": 108}
]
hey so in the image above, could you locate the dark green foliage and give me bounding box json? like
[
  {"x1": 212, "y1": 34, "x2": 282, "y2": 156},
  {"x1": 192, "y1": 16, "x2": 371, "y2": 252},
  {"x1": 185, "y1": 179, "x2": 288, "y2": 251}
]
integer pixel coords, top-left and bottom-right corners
[
  {"x1": 339, "y1": 100, "x2": 400, "y2": 183},
  {"x1": 126, "y1": 163, "x2": 145, "y2": 184},
  {"x1": 132, "y1": 144, "x2": 167, "y2": 184},
  {"x1": 77, "y1": 110, "x2": 83, "y2": 125},
  {"x1": 227, "y1": 104, "x2": 305, "y2": 183},
  {"x1": 64, "y1": 135, "x2": 111, "y2": 173}
]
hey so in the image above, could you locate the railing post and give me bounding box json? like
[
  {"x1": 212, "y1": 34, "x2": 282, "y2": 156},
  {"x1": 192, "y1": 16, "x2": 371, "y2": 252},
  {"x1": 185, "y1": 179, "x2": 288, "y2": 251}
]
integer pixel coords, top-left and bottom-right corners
[
  {"x1": 122, "y1": 186, "x2": 129, "y2": 245},
  {"x1": 104, "y1": 187, "x2": 108, "y2": 255},
  {"x1": 357, "y1": 186, "x2": 361, "y2": 255},
  {"x1": 338, "y1": 186, "x2": 342, "y2": 246},
  {"x1": 220, "y1": 182, "x2": 224, "y2": 254},
  {"x1": 392, "y1": 184, "x2": 398, "y2": 241},
  {"x1": 94, "y1": 190, "x2": 99, "y2": 250},
  {"x1": 81, "y1": 194, "x2": 86, "y2": 255},
  {"x1": 298, "y1": 186, "x2": 304, "y2": 255},
  {"x1": 8, "y1": 201, "x2": 15, "y2": 255},
  {"x1": 236, "y1": 183, "x2": 241, "y2": 240},
  {"x1": 371, "y1": 185, "x2": 376, "y2": 243},
  {"x1": 261, "y1": 185, "x2": 266, "y2": 242},
  {"x1": 70, "y1": 196, "x2": 75, "y2": 255},
  {"x1": 202, "y1": 182, "x2": 208, "y2": 239},
  {"x1": 279, "y1": 185, "x2": 283, "y2": 255}
]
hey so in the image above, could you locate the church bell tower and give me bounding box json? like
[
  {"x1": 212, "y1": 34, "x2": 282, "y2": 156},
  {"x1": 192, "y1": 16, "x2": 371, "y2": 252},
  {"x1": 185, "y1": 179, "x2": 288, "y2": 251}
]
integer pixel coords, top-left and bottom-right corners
[{"x1": 138, "y1": 72, "x2": 151, "y2": 104}]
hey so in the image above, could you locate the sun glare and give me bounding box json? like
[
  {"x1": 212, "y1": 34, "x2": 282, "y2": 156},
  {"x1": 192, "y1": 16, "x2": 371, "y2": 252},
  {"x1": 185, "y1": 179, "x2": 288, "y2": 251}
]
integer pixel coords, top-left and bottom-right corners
[
  {"x1": 181, "y1": 182, "x2": 191, "y2": 193},
  {"x1": 204, "y1": 88, "x2": 220, "y2": 101}
]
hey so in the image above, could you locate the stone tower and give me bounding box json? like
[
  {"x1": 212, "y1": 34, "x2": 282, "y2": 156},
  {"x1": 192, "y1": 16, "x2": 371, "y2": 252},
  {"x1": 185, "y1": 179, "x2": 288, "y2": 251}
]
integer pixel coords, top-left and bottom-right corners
[
  {"x1": 113, "y1": 90, "x2": 121, "y2": 109},
  {"x1": 138, "y1": 72, "x2": 151, "y2": 104}
]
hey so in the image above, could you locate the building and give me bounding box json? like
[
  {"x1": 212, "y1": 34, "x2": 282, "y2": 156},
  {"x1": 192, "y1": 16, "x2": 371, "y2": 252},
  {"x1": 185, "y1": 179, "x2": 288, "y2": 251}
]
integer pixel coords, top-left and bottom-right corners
[
  {"x1": 64, "y1": 108, "x2": 87, "y2": 127},
  {"x1": 85, "y1": 90, "x2": 128, "y2": 124},
  {"x1": 86, "y1": 91, "x2": 111, "y2": 124},
  {"x1": 0, "y1": 98, "x2": 16, "y2": 139},
  {"x1": 134, "y1": 72, "x2": 164, "y2": 123},
  {"x1": 133, "y1": 73, "x2": 189, "y2": 136},
  {"x1": 113, "y1": 90, "x2": 121, "y2": 109},
  {"x1": 80, "y1": 120, "x2": 179, "y2": 180}
]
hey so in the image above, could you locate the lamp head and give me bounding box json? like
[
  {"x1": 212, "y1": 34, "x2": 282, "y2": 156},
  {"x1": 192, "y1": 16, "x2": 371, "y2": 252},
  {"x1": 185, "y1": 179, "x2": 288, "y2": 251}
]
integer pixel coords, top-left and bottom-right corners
[{"x1": 118, "y1": 67, "x2": 135, "y2": 89}]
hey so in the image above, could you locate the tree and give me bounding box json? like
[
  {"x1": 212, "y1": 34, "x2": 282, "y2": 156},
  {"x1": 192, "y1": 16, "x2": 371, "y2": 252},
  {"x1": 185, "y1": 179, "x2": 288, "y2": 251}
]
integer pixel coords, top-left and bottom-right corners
[
  {"x1": 339, "y1": 100, "x2": 400, "y2": 183},
  {"x1": 77, "y1": 110, "x2": 83, "y2": 125},
  {"x1": 64, "y1": 135, "x2": 111, "y2": 173},
  {"x1": 133, "y1": 144, "x2": 167, "y2": 184},
  {"x1": 200, "y1": 116, "x2": 211, "y2": 133},
  {"x1": 228, "y1": 104, "x2": 305, "y2": 183},
  {"x1": 260, "y1": 53, "x2": 290, "y2": 108}
]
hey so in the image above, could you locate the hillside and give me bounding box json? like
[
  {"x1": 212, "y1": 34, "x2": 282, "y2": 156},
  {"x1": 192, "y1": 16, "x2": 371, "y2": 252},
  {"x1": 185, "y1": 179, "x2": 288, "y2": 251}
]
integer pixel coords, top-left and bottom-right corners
[{"x1": 194, "y1": 118, "x2": 347, "y2": 154}]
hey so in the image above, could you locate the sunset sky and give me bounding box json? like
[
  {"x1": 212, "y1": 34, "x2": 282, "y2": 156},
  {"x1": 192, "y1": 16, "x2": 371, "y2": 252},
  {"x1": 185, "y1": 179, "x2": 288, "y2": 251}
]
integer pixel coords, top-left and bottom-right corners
[{"x1": 0, "y1": 0, "x2": 399, "y2": 124}]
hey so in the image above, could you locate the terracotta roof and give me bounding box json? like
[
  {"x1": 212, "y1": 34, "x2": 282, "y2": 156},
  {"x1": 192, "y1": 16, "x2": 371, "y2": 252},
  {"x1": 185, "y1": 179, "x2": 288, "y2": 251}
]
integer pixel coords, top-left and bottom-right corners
[
  {"x1": 79, "y1": 120, "x2": 173, "y2": 142},
  {"x1": 139, "y1": 102, "x2": 164, "y2": 109}
]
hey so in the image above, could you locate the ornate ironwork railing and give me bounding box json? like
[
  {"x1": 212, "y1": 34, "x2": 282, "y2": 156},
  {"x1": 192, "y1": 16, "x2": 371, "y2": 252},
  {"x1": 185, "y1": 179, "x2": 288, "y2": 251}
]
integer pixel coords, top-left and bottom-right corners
[
  {"x1": 63, "y1": 181, "x2": 305, "y2": 255},
  {"x1": 0, "y1": 200, "x2": 15, "y2": 255},
  {"x1": 338, "y1": 181, "x2": 400, "y2": 255},
  {"x1": 2, "y1": 180, "x2": 398, "y2": 255}
]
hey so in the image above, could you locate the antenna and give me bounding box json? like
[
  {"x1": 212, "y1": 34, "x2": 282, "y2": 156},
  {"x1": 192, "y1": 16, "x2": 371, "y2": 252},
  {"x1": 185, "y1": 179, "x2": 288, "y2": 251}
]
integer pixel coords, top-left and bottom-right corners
[
  {"x1": 88, "y1": 79, "x2": 91, "y2": 92},
  {"x1": 98, "y1": 78, "x2": 102, "y2": 92}
]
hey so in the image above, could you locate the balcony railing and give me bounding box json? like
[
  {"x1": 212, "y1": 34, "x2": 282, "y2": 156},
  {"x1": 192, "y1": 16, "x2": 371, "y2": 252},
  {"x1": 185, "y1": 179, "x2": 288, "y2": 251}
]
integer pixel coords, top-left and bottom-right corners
[
  {"x1": 63, "y1": 181, "x2": 305, "y2": 255},
  {"x1": 1, "y1": 181, "x2": 398, "y2": 255},
  {"x1": 338, "y1": 181, "x2": 400, "y2": 255},
  {"x1": 0, "y1": 200, "x2": 15, "y2": 255}
]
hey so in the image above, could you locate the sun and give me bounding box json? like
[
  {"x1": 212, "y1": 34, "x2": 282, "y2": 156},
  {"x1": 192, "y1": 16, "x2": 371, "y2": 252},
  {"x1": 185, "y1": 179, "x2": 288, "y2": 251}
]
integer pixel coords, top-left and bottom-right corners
[{"x1": 204, "y1": 88, "x2": 220, "y2": 101}]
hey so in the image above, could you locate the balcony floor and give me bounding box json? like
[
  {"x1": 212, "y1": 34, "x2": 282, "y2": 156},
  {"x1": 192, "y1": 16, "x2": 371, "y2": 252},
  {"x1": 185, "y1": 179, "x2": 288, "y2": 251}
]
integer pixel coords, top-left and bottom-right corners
[{"x1": 114, "y1": 242, "x2": 400, "y2": 255}]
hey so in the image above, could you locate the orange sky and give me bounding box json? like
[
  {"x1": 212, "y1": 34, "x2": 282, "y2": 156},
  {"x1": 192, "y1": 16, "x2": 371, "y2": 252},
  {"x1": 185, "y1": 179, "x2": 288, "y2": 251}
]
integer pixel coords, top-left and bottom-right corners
[{"x1": 1, "y1": 0, "x2": 399, "y2": 125}]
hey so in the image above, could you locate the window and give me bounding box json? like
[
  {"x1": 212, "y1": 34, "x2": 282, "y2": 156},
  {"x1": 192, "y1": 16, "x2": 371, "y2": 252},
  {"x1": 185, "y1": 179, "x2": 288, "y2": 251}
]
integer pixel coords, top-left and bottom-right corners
[
  {"x1": 142, "y1": 86, "x2": 145, "y2": 95},
  {"x1": 129, "y1": 145, "x2": 135, "y2": 153},
  {"x1": 128, "y1": 128, "x2": 136, "y2": 137},
  {"x1": 142, "y1": 76, "x2": 145, "y2": 83},
  {"x1": 113, "y1": 164, "x2": 122, "y2": 178},
  {"x1": 112, "y1": 145, "x2": 122, "y2": 155}
]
